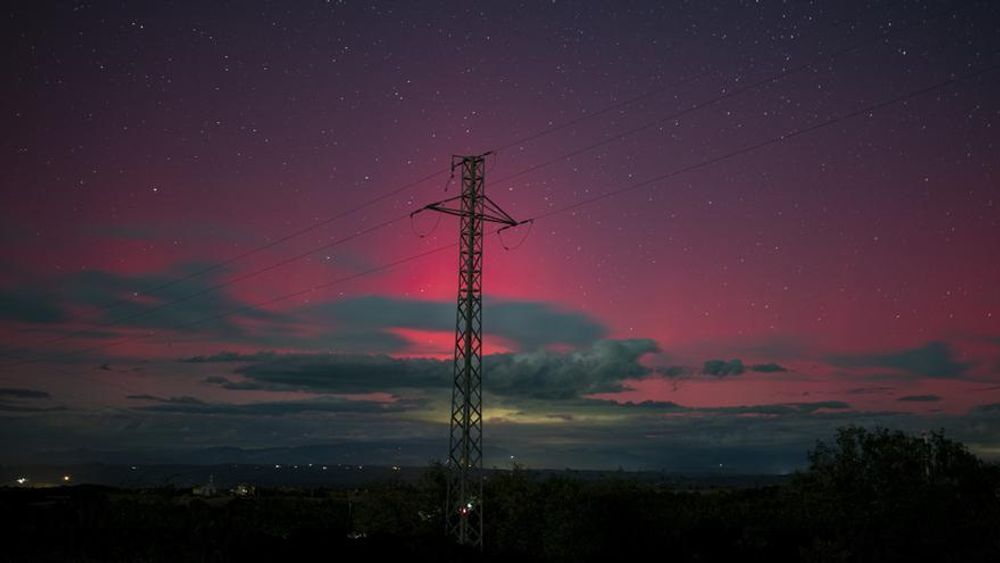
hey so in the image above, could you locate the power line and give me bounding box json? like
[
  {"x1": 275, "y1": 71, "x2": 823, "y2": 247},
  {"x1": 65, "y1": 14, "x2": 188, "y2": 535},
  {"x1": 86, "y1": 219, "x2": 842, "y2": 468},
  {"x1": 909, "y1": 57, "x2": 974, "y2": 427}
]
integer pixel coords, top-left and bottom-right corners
[
  {"x1": 9, "y1": 60, "x2": 992, "y2": 370},
  {"x1": 2, "y1": 213, "x2": 413, "y2": 358},
  {"x1": 3, "y1": 244, "x2": 456, "y2": 368},
  {"x1": 519, "y1": 63, "x2": 998, "y2": 225},
  {"x1": 0, "y1": 73, "x2": 711, "y2": 360},
  {"x1": 487, "y1": 0, "x2": 905, "y2": 155},
  {"x1": 9, "y1": 0, "x2": 902, "y2": 331},
  {"x1": 0, "y1": 170, "x2": 448, "y2": 361},
  {"x1": 488, "y1": 0, "x2": 968, "y2": 189},
  {"x1": 1, "y1": 2, "x2": 954, "y2": 361},
  {"x1": 124, "y1": 169, "x2": 448, "y2": 307},
  {"x1": 490, "y1": 69, "x2": 713, "y2": 153}
]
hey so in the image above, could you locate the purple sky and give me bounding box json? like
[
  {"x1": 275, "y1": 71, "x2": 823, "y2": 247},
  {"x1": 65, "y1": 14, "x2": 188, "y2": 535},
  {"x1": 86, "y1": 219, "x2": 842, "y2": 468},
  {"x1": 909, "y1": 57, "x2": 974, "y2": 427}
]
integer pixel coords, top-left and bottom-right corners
[{"x1": 1, "y1": 0, "x2": 998, "y2": 471}]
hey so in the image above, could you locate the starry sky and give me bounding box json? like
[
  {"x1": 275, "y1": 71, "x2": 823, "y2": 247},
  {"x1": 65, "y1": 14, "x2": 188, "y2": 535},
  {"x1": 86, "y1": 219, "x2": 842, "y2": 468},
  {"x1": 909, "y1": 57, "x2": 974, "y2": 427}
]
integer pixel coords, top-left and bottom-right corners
[{"x1": 1, "y1": 0, "x2": 998, "y2": 471}]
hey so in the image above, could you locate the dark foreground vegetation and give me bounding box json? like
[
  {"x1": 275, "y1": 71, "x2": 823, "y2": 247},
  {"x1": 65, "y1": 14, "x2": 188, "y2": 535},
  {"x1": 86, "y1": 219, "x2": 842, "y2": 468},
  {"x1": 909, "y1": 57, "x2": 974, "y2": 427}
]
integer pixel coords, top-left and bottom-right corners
[{"x1": 2, "y1": 426, "x2": 999, "y2": 562}]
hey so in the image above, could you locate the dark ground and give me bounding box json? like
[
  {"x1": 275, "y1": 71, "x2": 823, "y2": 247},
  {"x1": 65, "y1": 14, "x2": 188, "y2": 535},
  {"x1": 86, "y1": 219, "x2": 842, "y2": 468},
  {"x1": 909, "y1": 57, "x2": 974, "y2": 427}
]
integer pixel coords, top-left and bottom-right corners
[{"x1": 2, "y1": 427, "x2": 999, "y2": 562}]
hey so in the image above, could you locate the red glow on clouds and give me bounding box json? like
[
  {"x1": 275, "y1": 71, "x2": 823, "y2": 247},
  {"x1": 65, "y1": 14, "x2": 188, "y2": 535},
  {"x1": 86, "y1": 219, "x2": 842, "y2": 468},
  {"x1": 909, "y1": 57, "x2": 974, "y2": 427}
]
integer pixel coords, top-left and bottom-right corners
[{"x1": 389, "y1": 327, "x2": 518, "y2": 359}]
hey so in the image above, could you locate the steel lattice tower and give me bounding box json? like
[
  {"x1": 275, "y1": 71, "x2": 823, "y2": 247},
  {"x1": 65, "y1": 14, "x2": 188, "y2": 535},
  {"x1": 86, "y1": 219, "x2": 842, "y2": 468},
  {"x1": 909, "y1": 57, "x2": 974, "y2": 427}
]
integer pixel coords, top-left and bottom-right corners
[{"x1": 414, "y1": 153, "x2": 521, "y2": 548}]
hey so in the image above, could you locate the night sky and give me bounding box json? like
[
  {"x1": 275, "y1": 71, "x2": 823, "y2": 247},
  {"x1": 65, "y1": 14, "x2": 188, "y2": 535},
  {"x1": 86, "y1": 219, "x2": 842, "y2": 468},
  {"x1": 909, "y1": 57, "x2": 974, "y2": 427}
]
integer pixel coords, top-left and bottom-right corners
[{"x1": 1, "y1": 0, "x2": 998, "y2": 471}]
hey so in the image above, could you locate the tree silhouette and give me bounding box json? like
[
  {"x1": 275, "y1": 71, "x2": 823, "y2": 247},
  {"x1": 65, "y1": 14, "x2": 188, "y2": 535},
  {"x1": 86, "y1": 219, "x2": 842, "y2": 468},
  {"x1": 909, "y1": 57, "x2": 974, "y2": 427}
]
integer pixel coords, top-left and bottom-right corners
[{"x1": 792, "y1": 426, "x2": 1000, "y2": 562}]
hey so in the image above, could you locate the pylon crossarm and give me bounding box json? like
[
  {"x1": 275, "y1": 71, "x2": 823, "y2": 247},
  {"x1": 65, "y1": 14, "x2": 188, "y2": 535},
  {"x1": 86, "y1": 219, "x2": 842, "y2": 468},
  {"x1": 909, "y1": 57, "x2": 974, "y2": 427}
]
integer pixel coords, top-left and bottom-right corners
[
  {"x1": 482, "y1": 213, "x2": 519, "y2": 225},
  {"x1": 410, "y1": 195, "x2": 463, "y2": 218},
  {"x1": 421, "y1": 203, "x2": 518, "y2": 226},
  {"x1": 482, "y1": 196, "x2": 518, "y2": 226},
  {"x1": 495, "y1": 218, "x2": 533, "y2": 235},
  {"x1": 422, "y1": 205, "x2": 467, "y2": 219}
]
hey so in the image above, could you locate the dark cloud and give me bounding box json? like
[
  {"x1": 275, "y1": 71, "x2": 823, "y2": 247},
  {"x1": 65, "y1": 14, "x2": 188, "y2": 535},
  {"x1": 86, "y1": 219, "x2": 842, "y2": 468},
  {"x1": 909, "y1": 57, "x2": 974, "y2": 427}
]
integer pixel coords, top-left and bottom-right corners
[
  {"x1": 750, "y1": 362, "x2": 788, "y2": 373},
  {"x1": 206, "y1": 339, "x2": 658, "y2": 400},
  {"x1": 125, "y1": 394, "x2": 162, "y2": 401},
  {"x1": 182, "y1": 351, "x2": 279, "y2": 363},
  {"x1": 846, "y1": 386, "x2": 896, "y2": 395},
  {"x1": 63, "y1": 264, "x2": 285, "y2": 338},
  {"x1": 656, "y1": 366, "x2": 689, "y2": 377},
  {"x1": 0, "y1": 388, "x2": 51, "y2": 399},
  {"x1": 488, "y1": 339, "x2": 659, "y2": 399},
  {"x1": 134, "y1": 396, "x2": 426, "y2": 416},
  {"x1": 0, "y1": 287, "x2": 67, "y2": 323},
  {"x1": 830, "y1": 341, "x2": 970, "y2": 378},
  {"x1": 304, "y1": 295, "x2": 607, "y2": 351},
  {"x1": 711, "y1": 401, "x2": 851, "y2": 415},
  {"x1": 684, "y1": 336, "x2": 807, "y2": 365},
  {"x1": 604, "y1": 399, "x2": 685, "y2": 410},
  {"x1": 594, "y1": 399, "x2": 850, "y2": 416},
  {"x1": 657, "y1": 361, "x2": 786, "y2": 378},
  {"x1": 201, "y1": 375, "x2": 274, "y2": 391},
  {"x1": 4, "y1": 267, "x2": 609, "y2": 361},
  {"x1": 230, "y1": 353, "x2": 450, "y2": 393},
  {"x1": 0, "y1": 263, "x2": 288, "y2": 344},
  {"x1": 0, "y1": 387, "x2": 62, "y2": 413},
  {"x1": 0, "y1": 402, "x2": 67, "y2": 413},
  {"x1": 488, "y1": 299, "x2": 608, "y2": 350},
  {"x1": 126, "y1": 394, "x2": 206, "y2": 405},
  {"x1": 702, "y1": 359, "x2": 745, "y2": 376},
  {"x1": 896, "y1": 395, "x2": 942, "y2": 403}
]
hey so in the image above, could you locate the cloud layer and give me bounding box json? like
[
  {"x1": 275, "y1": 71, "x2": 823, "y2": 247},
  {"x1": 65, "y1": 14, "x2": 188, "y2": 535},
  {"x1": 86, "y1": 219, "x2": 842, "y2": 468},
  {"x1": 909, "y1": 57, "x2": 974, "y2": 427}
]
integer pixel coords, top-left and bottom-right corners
[
  {"x1": 831, "y1": 341, "x2": 970, "y2": 378},
  {"x1": 202, "y1": 338, "x2": 660, "y2": 400},
  {"x1": 301, "y1": 295, "x2": 608, "y2": 351}
]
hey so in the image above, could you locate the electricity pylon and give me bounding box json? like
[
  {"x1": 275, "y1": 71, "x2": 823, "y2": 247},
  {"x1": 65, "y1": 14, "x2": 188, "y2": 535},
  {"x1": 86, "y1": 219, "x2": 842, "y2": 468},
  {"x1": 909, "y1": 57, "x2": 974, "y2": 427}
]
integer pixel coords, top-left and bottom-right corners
[{"x1": 412, "y1": 152, "x2": 523, "y2": 548}]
